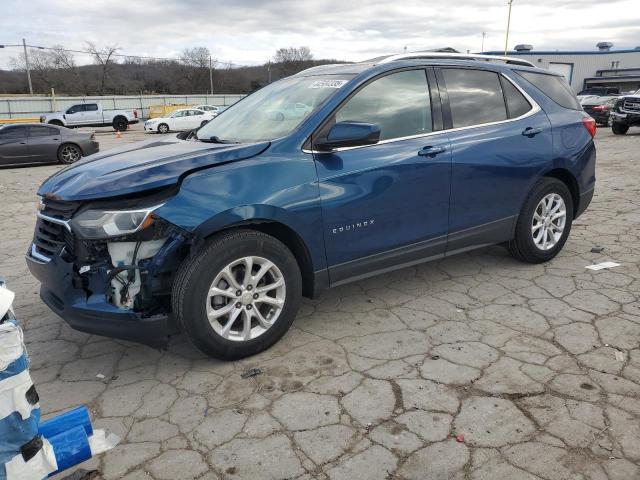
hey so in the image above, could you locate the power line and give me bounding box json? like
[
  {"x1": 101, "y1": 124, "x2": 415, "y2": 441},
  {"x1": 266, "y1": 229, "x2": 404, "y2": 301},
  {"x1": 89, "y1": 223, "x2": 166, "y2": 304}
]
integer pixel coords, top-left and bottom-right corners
[{"x1": 0, "y1": 42, "x2": 256, "y2": 68}]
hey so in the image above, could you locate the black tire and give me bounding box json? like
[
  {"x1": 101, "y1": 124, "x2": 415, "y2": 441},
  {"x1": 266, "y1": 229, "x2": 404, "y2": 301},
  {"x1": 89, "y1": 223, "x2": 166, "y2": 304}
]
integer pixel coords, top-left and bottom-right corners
[
  {"x1": 158, "y1": 123, "x2": 169, "y2": 134},
  {"x1": 612, "y1": 123, "x2": 629, "y2": 135},
  {"x1": 48, "y1": 120, "x2": 64, "y2": 127},
  {"x1": 172, "y1": 229, "x2": 302, "y2": 360},
  {"x1": 112, "y1": 117, "x2": 128, "y2": 132},
  {"x1": 57, "y1": 143, "x2": 82, "y2": 164},
  {"x1": 508, "y1": 178, "x2": 574, "y2": 264}
]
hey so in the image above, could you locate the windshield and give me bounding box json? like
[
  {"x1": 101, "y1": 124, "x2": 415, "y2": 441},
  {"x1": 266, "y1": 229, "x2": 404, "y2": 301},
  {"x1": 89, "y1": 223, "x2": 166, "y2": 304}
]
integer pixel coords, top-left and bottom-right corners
[{"x1": 197, "y1": 75, "x2": 354, "y2": 143}]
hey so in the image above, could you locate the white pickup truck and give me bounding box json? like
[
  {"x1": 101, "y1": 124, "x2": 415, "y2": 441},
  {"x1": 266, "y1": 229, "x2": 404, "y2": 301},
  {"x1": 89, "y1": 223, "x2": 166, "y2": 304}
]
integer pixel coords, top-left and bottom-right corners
[{"x1": 40, "y1": 103, "x2": 138, "y2": 131}]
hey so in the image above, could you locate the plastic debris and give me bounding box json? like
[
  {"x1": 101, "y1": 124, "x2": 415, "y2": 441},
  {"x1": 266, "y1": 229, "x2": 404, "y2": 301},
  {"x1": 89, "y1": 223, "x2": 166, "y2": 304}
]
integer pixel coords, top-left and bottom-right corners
[
  {"x1": 95, "y1": 374, "x2": 105, "y2": 380},
  {"x1": 590, "y1": 246, "x2": 605, "y2": 253},
  {"x1": 240, "y1": 368, "x2": 263, "y2": 379},
  {"x1": 585, "y1": 261, "x2": 620, "y2": 271},
  {"x1": 614, "y1": 350, "x2": 624, "y2": 362},
  {"x1": 455, "y1": 433, "x2": 465, "y2": 443}
]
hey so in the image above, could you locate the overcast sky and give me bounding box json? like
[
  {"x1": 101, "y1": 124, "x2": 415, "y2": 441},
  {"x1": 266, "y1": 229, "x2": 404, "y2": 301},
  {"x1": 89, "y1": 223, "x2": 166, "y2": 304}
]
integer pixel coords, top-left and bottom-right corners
[{"x1": 1, "y1": 0, "x2": 639, "y2": 69}]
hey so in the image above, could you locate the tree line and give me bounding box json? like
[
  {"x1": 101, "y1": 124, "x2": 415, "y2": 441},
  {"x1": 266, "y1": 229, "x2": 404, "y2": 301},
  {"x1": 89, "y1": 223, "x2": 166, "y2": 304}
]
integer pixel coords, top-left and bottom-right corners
[{"x1": 0, "y1": 45, "x2": 344, "y2": 96}]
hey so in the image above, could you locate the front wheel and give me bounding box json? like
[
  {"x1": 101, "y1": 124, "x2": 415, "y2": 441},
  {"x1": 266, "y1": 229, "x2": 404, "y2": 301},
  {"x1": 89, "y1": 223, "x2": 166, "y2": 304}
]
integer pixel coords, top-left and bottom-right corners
[
  {"x1": 508, "y1": 178, "x2": 573, "y2": 264},
  {"x1": 157, "y1": 123, "x2": 169, "y2": 134},
  {"x1": 612, "y1": 123, "x2": 629, "y2": 135},
  {"x1": 172, "y1": 229, "x2": 302, "y2": 360}
]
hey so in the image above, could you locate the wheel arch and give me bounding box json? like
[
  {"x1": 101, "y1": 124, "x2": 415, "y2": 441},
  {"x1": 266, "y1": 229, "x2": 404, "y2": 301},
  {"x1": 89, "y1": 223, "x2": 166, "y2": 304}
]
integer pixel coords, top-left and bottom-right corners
[
  {"x1": 542, "y1": 168, "x2": 579, "y2": 218},
  {"x1": 58, "y1": 141, "x2": 84, "y2": 157},
  {"x1": 195, "y1": 217, "x2": 320, "y2": 299}
]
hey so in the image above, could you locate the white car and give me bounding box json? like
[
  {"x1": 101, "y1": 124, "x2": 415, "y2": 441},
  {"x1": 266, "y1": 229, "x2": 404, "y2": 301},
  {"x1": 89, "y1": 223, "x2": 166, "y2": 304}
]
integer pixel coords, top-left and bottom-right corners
[
  {"x1": 194, "y1": 105, "x2": 222, "y2": 116},
  {"x1": 144, "y1": 108, "x2": 215, "y2": 134}
]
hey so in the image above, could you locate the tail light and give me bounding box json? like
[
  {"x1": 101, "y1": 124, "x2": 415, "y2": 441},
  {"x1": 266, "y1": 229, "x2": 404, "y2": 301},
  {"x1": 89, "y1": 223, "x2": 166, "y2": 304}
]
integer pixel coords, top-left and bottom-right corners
[
  {"x1": 591, "y1": 105, "x2": 609, "y2": 111},
  {"x1": 90, "y1": 132, "x2": 96, "y2": 141},
  {"x1": 133, "y1": 110, "x2": 138, "y2": 118},
  {"x1": 582, "y1": 117, "x2": 597, "y2": 138}
]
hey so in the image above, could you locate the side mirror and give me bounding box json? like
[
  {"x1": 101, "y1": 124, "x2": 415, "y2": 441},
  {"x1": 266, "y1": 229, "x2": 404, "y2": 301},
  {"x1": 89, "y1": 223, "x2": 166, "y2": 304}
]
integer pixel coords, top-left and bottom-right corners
[{"x1": 314, "y1": 121, "x2": 380, "y2": 151}]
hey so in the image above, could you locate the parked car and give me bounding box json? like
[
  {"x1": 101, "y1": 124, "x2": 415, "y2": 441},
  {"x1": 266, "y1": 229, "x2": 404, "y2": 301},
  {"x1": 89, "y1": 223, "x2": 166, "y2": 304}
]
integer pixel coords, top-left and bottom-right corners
[
  {"x1": 0, "y1": 123, "x2": 98, "y2": 167},
  {"x1": 27, "y1": 53, "x2": 596, "y2": 360},
  {"x1": 195, "y1": 105, "x2": 221, "y2": 116},
  {"x1": 577, "y1": 86, "x2": 620, "y2": 103},
  {"x1": 40, "y1": 103, "x2": 138, "y2": 132},
  {"x1": 610, "y1": 89, "x2": 640, "y2": 134},
  {"x1": 144, "y1": 108, "x2": 216, "y2": 133},
  {"x1": 582, "y1": 96, "x2": 619, "y2": 126}
]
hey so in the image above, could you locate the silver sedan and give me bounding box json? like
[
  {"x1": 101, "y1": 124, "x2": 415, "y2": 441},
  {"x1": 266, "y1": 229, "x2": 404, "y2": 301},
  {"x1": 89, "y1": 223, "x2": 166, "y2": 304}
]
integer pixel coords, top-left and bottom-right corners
[{"x1": 0, "y1": 123, "x2": 99, "y2": 167}]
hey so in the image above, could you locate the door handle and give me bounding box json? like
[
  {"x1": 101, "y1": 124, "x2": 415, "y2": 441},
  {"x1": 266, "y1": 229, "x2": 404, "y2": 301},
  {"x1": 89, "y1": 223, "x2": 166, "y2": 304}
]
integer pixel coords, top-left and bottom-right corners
[
  {"x1": 522, "y1": 127, "x2": 542, "y2": 137},
  {"x1": 418, "y1": 145, "x2": 446, "y2": 157}
]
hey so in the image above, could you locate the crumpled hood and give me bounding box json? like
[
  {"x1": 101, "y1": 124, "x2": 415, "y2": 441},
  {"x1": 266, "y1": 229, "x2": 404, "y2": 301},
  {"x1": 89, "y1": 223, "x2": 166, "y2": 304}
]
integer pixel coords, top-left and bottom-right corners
[{"x1": 38, "y1": 137, "x2": 270, "y2": 201}]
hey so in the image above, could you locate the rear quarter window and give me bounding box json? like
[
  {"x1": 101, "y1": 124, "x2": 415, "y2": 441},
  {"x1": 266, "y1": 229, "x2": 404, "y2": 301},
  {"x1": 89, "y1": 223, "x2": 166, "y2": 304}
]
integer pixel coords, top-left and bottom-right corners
[{"x1": 517, "y1": 71, "x2": 581, "y2": 110}]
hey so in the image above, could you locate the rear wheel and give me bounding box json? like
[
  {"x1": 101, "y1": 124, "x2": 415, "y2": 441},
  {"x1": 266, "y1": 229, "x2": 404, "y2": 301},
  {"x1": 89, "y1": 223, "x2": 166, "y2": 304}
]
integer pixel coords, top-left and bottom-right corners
[
  {"x1": 158, "y1": 123, "x2": 169, "y2": 134},
  {"x1": 612, "y1": 123, "x2": 629, "y2": 135},
  {"x1": 508, "y1": 178, "x2": 573, "y2": 263},
  {"x1": 172, "y1": 229, "x2": 302, "y2": 360},
  {"x1": 58, "y1": 143, "x2": 82, "y2": 164},
  {"x1": 113, "y1": 117, "x2": 128, "y2": 132}
]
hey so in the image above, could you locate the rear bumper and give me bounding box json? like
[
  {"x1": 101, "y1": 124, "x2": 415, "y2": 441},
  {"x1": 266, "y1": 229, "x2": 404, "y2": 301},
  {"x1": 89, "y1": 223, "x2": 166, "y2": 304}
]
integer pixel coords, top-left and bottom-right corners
[
  {"x1": 575, "y1": 186, "x2": 594, "y2": 219},
  {"x1": 25, "y1": 246, "x2": 176, "y2": 347},
  {"x1": 128, "y1": 119, "x2": 139, "y2": 125},
  {"x1": 83, "y1": 141, "x2": 100, "y2": 156}
]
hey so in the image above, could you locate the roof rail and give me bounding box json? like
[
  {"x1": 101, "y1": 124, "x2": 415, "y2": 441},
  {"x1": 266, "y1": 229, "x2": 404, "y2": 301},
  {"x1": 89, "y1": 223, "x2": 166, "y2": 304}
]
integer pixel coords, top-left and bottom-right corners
[{"x1": 376, "y1": 51, "x2": 536, "y2": 68}]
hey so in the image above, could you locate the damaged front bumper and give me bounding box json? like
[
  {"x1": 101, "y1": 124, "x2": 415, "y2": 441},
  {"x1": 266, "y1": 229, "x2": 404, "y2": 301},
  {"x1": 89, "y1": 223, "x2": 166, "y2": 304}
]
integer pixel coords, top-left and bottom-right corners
[{"x1": 25, "y1": 202, "x2": 190, "y2": 347}]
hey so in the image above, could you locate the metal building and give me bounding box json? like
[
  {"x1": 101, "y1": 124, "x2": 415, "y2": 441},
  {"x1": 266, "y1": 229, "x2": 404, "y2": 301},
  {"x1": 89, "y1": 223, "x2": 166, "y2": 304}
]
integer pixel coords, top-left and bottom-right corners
[{"x1": 485, "y1": 43, "x2": 640, "y2": 93}]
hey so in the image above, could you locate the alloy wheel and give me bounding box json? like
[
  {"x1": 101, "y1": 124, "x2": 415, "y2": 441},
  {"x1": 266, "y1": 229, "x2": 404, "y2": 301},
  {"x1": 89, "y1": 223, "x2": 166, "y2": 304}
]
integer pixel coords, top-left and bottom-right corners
[
  {"x1": 531, "y1": 193, "x2": 566, "y2": 251},
  {"x1": 205, "y1": 256, "x2": 286, "y2": 342},
  {"x1": 60, "y1": 145, "x2": 81, "y2": 163}
]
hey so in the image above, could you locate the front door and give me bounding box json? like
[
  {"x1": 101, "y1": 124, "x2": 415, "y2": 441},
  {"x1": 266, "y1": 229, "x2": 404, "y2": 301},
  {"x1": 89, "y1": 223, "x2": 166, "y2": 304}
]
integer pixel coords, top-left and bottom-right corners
[
  {"x1": 437, "y1": 67, "x2": 554, "y2": 251},
  {"x1": 313, "y1": 68, "x2": 451, "y2": 284},
  {"x1": 0, "y1": 126, "x2": 30, "y2": 165}
]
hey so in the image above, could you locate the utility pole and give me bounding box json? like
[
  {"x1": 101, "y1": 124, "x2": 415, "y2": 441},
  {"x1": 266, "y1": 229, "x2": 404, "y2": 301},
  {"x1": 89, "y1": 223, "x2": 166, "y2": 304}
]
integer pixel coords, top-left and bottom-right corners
[
  {"x1": 504, "y1": 0, "x2": 514, "y2": 56},
  {"x1": 267, "y1": 62, "x2": 272, "y2": 83},
  {"x1": 22, "y1": 38, "x2": 33, "y2": 95},
  {"x1": 481, "y1": 32, "x2": 486, "y2": 53},
  {"x1": 209, "y1": 56, "x2": 214, "y2": 95}
]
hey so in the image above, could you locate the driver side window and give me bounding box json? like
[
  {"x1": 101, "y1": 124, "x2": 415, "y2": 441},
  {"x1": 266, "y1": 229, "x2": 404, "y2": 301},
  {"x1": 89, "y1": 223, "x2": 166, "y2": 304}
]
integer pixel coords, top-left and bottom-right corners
[{"x1": 335, "y1": 69, "x2": 432, "y2": 141}]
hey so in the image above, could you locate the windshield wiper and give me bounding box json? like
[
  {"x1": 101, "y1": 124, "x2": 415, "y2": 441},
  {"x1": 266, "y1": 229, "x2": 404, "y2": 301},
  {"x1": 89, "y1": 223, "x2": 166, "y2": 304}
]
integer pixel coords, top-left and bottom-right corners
[{"x1": 199, "y1": 135, "x2": 238, "y2": 144}]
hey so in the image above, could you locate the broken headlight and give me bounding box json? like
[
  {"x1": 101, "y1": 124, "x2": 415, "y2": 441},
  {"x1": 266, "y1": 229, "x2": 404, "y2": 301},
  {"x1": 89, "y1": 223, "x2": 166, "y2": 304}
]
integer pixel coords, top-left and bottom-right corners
[{"x1": 70, "y1": 204, "x2": 164, "y2": 240}]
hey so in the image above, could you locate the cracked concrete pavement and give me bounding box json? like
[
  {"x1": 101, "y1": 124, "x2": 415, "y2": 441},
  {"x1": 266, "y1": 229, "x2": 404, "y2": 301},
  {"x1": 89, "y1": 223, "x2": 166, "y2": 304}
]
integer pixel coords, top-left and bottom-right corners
[{"x1": 0, "y1": 126, "x2": 639, "y2": 479}]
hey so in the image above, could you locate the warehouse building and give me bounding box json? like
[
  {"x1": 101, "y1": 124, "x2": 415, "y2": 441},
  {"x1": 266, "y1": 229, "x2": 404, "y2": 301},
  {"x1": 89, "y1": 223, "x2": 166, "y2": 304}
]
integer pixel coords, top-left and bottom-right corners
[{"x1": 485, "y1": 43, "x2": 640, "y2": 93}]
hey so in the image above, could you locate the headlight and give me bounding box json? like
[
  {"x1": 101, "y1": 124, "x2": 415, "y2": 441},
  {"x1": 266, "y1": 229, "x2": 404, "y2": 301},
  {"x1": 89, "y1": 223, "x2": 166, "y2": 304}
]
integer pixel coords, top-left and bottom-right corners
[{"x1": 70, "y1": 204, "x2": 163, "y2": 239}]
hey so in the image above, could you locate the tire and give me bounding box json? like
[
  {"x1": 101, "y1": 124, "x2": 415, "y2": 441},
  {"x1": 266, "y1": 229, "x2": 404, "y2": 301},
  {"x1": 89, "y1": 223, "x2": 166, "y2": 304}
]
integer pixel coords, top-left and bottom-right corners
[
  {"x1": 612, "y1": 123, "x2": 629, "y2": 135},
  {"x1": 508, "y1": 178, "x2": 573, "y2": 264},
  {"x1": 112, "y1": 117, "x2": 128, "y2": 131},
  {"x1": 172, "y1": 229, "x2": 302, "y2": 360},
  {"x1": 48, "y1": 120, "x2": 64, "y2": 127},
  {"x1": 158, "y1": 123, "x2": 169, "y2": 134},
  {"x1": 57, "y1": 143, "x2": 82, "y2": 164}
]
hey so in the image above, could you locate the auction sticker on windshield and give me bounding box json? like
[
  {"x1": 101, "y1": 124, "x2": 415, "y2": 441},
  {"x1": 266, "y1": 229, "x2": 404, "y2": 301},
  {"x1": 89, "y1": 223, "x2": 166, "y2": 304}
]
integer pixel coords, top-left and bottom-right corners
[{"x1": 309, "y1": 80, "x2": 348, "y2": 89}]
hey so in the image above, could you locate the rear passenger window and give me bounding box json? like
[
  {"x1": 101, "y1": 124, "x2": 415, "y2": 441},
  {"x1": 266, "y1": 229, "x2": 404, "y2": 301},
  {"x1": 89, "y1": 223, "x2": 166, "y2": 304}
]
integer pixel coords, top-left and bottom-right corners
[
  {"x1": 442, "y1": 69, "x2": 507, "y2": 128},
  {"x1": 501, "y1": 78, "x2": 532, "y2": 118},
  {"x1": 336, "y1": 69, "x2": 432, "y2": 141},
  {"x1": 29, "y1": 126, "x2": 59, "y2": 137},
  {"x1": 85, "y1": 104, "x2": 99, "y2": 111},
  {"x1": 517, "y1": 71, "x2": 581, "y2": 110}
]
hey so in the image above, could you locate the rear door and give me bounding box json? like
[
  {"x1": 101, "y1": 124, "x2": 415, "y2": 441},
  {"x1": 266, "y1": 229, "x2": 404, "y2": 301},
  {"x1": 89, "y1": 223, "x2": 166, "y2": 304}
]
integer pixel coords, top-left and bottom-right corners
[
  {"x1": 437, "y1": 67, "x2": 553, "y2": 252},
  {"x1": 83, "y1": 103, "x2": 102, "y2": 123},
  {"x1": 314, "y1": 68, "x2": 451, "y2": 284},
  {"x1": 0, "y1": 126, "x2": 30, "y2": 165},
  {"x1": 27, "y1": 125, "x2": 61, "y2": 162}
]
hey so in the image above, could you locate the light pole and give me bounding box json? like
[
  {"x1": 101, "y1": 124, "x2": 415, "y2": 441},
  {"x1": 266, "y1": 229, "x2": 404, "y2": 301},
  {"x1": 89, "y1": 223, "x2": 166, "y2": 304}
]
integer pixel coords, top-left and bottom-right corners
[
  {"x1": 504, "y1": 0, "x2": 514, "y2": 56},
  {"x1": 209, "y1": 56, "x2": 214, "y2": 95},
  {"x1": 22, "y1": 38, "x2": 34, "y2": 94},
  {"x1": 481, "y1": 32, "x2": 486, "y2": 53}
]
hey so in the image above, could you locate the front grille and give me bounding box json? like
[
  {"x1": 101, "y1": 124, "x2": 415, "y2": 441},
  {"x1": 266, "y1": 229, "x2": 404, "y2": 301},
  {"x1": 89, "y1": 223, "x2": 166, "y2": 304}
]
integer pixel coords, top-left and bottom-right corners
[
  {"x1": 32, "y1": 198, "x2": 80, "y2": 260},
  {"x1": 623, "y1": 99, "x2": 640, "y2": 113}
]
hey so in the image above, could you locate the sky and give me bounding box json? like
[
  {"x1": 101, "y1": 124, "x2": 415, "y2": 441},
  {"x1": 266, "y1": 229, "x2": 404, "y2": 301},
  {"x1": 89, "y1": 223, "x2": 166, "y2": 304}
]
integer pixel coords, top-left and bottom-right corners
[{"x1": 1, "y1": 0, "x2": 639, "y2": 69}]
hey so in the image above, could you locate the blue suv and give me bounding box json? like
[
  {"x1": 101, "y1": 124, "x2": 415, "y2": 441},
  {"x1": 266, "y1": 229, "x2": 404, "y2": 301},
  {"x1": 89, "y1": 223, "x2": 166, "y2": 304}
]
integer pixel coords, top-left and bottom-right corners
[{"x1": 27, "y1": 53, "x2": 596, "y2": 359}]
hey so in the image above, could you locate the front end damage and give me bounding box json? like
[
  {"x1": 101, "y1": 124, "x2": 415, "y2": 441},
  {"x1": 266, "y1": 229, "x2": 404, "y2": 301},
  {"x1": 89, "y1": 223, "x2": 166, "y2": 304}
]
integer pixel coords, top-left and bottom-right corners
[{"x1": 25, "y1": 196, "x2": 191, "y2": 347}]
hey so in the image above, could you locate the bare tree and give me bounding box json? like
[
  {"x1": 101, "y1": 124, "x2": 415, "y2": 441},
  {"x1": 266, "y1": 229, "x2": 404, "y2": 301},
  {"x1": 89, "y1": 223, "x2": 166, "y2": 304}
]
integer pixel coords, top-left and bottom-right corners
[
  {"x1": 273, "y1": 46, "x2": 313, "y2": 63},
  {"x1": 179, "y1": 47, "x2": 214, "y2": 93},
  {"x1": 87, "y1": 42, "x2": 119, "y2": 94},
  {"x1": 9, "y1": 45, "x2": 79, "y2": 93}
]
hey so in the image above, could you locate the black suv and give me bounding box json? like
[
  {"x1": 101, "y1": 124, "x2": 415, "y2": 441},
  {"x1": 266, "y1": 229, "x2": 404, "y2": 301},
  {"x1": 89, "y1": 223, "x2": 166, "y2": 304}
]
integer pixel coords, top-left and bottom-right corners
[{"x1": 610, "y1": 89, "x2": 640, "y2": 134}]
